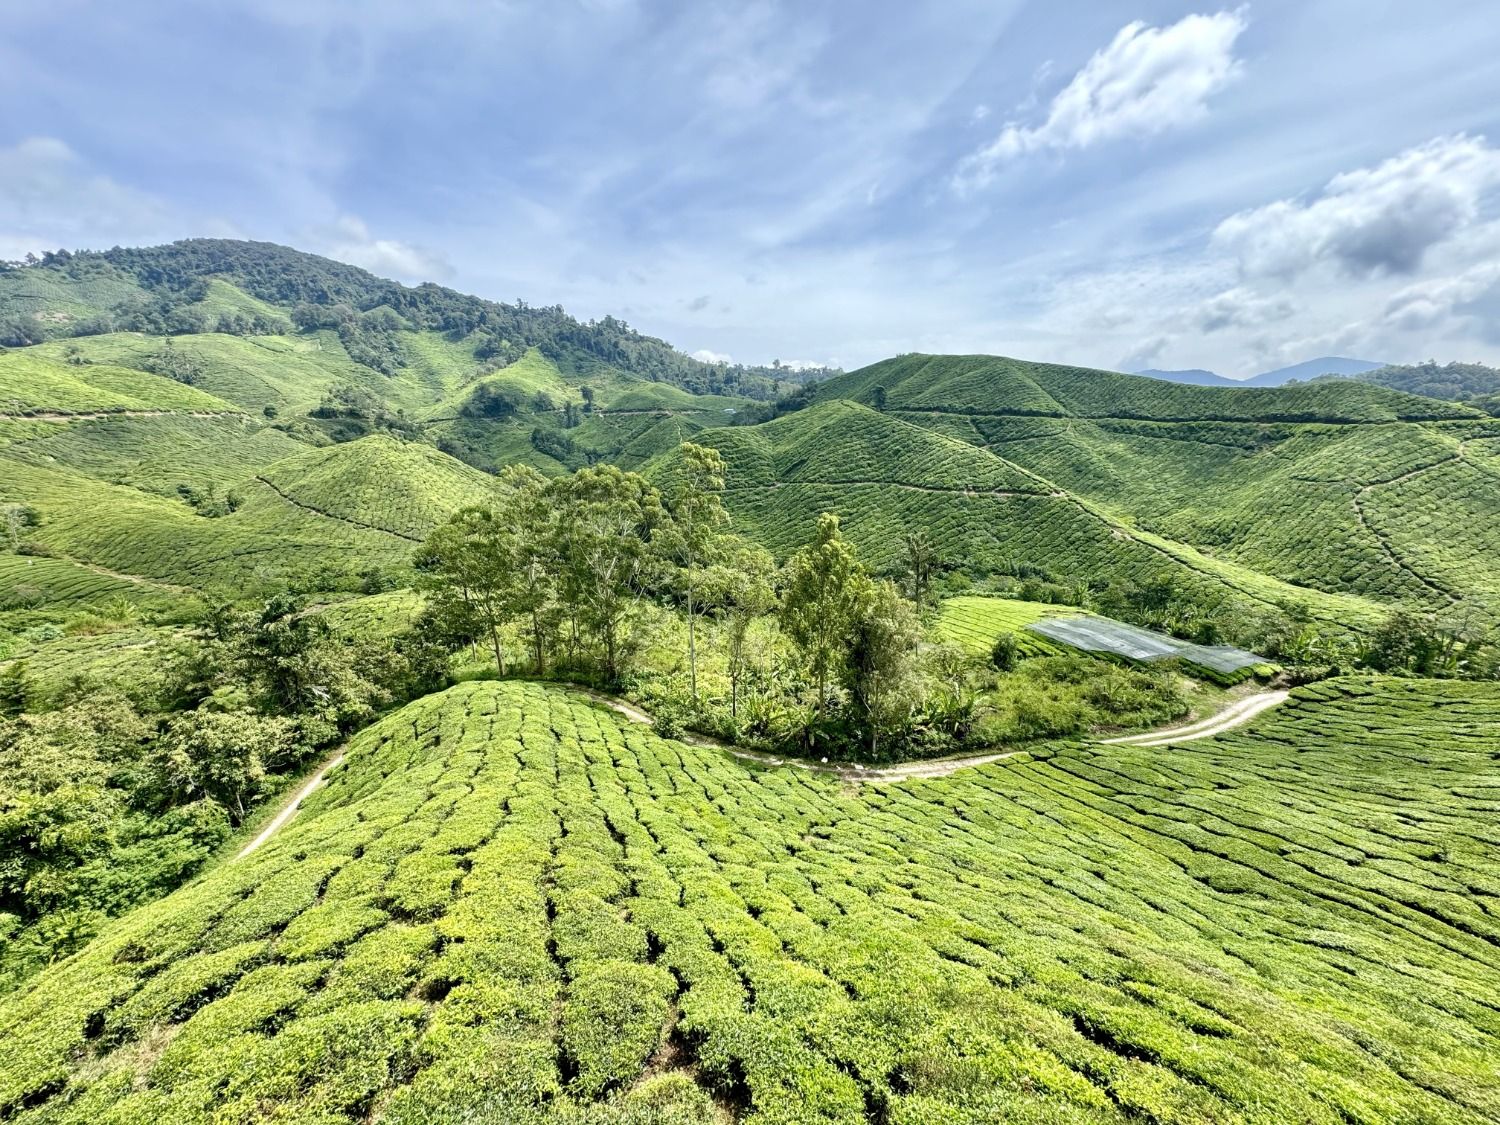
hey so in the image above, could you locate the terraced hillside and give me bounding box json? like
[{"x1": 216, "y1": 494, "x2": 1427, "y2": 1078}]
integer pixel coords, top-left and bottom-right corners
[
  {"x1": 805, "y1": 355, "x2": 1500, "y2": 621},
  {"x1": 0, "y1": 433, "x2": 498, "y2": 600},
  {"x1": 671, "y1": 401, "x2": 1391, "y2": 631},
  {"x1": 3, "y1": 677, "x2": 1496, "y2": 1124}
]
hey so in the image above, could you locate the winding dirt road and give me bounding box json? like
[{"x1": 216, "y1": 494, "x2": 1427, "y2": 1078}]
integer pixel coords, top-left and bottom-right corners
[
  {"x1": 237, "y1": 685, "x2": 1294, "y2": 856},
  {"x1": 1098, "y1": 690, "x2": 1290, "y2": 748},
  {"x1": 592, "y1": 686, "x2": 1291, "y2": 783}
]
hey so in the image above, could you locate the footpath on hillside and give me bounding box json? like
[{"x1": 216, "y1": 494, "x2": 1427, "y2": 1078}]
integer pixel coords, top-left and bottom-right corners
[{"x1": 235, "y1": 684, "x2": 1291, "y2": 857}]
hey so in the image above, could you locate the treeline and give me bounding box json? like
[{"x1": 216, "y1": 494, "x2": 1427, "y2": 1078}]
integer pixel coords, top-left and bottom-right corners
[
  {"x1": 1, "y1": 242, "x2": 838, "y2": 400},
  {"x1": 1322, "y1": 360, "x2": 1500, "y2": 413}
]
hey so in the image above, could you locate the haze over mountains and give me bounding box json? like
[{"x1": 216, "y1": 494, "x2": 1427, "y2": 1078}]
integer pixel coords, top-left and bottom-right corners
[{"x1": 1134, "y1": 357, "x2": 1387, "y2": 388}]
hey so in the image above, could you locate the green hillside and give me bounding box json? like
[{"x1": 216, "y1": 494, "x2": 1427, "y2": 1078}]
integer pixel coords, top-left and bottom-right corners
[
  {"x1": 1, "y1": 242, "x2": 818, "y2": 401},
  {"x1": 3, "y1": 678, "x2": 1497, "y2": 1124},
  {"x1": 790, "y1": 356, "x2": 1500, "y2": 624},
  {"x1": 669, "y1": 401, "x2": 1392, "y2": 632},
  {"x1": 0, "y1": 351, "x2": 242, "y2": 416},
  {"x1": 817, "y1": 353, "x2": 1478, "y2": 423},
  {"x1": 255, "y1": 437, "x2": 498, "y2": 543}
]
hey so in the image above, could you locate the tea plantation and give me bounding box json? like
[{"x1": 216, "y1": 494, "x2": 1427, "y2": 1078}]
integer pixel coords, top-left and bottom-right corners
[
  {"x1": 1, "y1": 678, "x2": 1495, "y2": 1124},
  {"x1": 800, "y1": 356, "x2": 1500, "y2": 623}
]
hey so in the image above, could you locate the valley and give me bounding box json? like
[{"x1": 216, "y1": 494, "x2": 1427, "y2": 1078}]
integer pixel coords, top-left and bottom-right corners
[{"x1": 0, "y1": 241, "x2": 1496, "y2": 1125}]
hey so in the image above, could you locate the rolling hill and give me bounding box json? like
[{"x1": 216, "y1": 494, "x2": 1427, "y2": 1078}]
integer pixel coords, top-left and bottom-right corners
[
  {"x1": 793, "y1": 355, "x2": 1500, "y2": 624},
  {"x1": 2, "y1": 239, "x2": 1498, "y2": 1124},
  {"x1": 2, "y1": 677, "x2": 1497, "y2": 1124}
]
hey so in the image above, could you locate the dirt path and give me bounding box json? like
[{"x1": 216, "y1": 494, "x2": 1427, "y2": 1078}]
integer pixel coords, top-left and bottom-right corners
[
  {"x1": 236, "y1": 752, "x2": 345, "y2": 859},
  {"x1": 0, "y1": 409, "x2": 244, "y2": 422},
  {"x1": 588, "y1": 692, "x2": 1035, "y2": 783},
  {"x1": 590, "y1": 685, "x2": 1290, "y2": 781},
  {"x1": 255, "y1": 475, "x2": 424, "y2": 542},
  {"x1": 1098, "y1": 690, "x2": 1290, "y2": 748}
]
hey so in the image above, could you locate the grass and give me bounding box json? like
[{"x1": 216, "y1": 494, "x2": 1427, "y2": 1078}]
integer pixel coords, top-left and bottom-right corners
[
  {"x1": 779, "y1": 357, "x2": 1500, "y2": 624},
  {"x1": 1, "y1": 414, "x2": 308, "y2": 499},
  {"x1": 1, "y1": 676, "x2": 1496, "y2": 1123},
  {"x1": 818, "y1": 353, "x2": 1481, "y2": 424},
  {"x1": 0, "y1": 555, "x2": 172, "y2": 615},
  {"x1": 256, "y1": 435, "x2": 498, "y2": 542},
  {"x1": 0, "y1": 623, "x2": 183, "y2": 706}
]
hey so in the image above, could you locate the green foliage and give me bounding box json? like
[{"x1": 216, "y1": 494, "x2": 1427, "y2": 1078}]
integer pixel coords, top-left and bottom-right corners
[
  {"x1": 2, "y1": 679, "x2": 1497, "y2": 1123},
  {"x1": 781, "y1": 513, "x2": 870, "y2": 726}
]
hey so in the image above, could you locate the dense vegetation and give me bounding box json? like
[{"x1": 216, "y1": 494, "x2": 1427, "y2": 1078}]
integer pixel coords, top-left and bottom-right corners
[
  {"x1": 2, "y1": 677, "x2": 1496, "y2": 1124},
  {"x1": 1323, "y1": 360, "x2": 1500, "y2": 412},
  {"x1": 1, "y1": 240, "x2": 1497, "y2": 1123}
]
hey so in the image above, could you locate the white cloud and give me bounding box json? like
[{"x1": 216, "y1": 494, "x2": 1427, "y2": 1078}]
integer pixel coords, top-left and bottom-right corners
[
  {"x1": 315, "y1": 214, "x2": 453, "y2": 282},
  {"x1": 0, "y1": 136, "x2": 177, "y2": 259},
  {"x1": 1382, "y1": 263, "x2": 1500, "y2": 340},
  {"x1": 955, "y1": 9, "x2": 1247, "y2": 189},
  {"x1": 1213, "y1": 134, "x2": 1500, "y2": 279},
  {"x1": 1196, "y1": 287, "x2": 1295, "y2": 333},
  {"x1": 690, "y1": 348, "x2": 732, "y2": 364}
]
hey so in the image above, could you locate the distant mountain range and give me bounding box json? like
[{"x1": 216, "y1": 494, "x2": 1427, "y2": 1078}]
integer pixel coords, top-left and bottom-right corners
[{"x1": 1135, "y1": 357, "x2": 1386, "y2": 388}]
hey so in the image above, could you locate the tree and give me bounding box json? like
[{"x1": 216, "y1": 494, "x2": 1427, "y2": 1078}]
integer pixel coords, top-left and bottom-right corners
[
  {"x1": 781, "y1": 513, "x2": 870, "y2": 733},
  {"x1": 902, "y1": 530, "x2": 937, "y2": 605},
  {"x1": 580, "y1": 385, "x2": 596, "y2": 412},
  {"x1": 415, "y1": 507, "x2": 520, "y2": 675},
  {"x1": 872, "y1": 385, "x2": 887, "y2": 411},
  {"x1": 702, "y1": 542, "x2": 777, "y2": 720},
  {"x1": 844, "y1": 579, "x2": 923, "y2": 757},
  {"x1": 547, "y1": 466, "x2": 665, "y2": 683},
  {"x1": 499, "y1": 465, "x2": 556, "y2": 673},
  {"x1": 3, "y1": 504, "x2": 39, "y2": 551},
  {"x1": 150, "y1": 711, "x2": 298, "y2": 824},
  {"x1": 214, "y1": 596, "x2": 377, "y2": 729},
  {"x1": 661, "y1": 443, "x2": 730, "y2": 702}
]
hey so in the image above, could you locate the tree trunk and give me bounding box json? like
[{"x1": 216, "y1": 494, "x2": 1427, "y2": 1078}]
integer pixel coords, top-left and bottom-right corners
[
  {"x1": 687, "y1": 577, "x2": 697, "y2": 702},
  {"x1": 531, "y1": 608, "x2": 545, "y2": 674},
  {"x1": 489, "y1": 623, "x2": 505, "y2": 677}
]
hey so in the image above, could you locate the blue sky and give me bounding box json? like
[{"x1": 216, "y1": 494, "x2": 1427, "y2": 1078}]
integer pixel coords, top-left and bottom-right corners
[{"x1": 4, "y1": 1, "x2": 1500, "y2": 376}]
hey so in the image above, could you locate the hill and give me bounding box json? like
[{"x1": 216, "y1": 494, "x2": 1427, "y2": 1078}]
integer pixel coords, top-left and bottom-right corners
[
  {"x1": 0, "y1": 241, "x2": 825, "y2": 402},
  {"x1": 791, "y1": 356, "x2": 1500, "y2": 624},
  {"x1": 3, "y1": 676, "x2": 1497, "y2": 1124}
]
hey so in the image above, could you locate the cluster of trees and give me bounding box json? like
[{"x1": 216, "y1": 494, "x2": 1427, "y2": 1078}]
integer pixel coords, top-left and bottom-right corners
[
  {"x1": 0, "y1": 595, "x2": 447, "y2": 981},
  {"x1": 1321, "y1": 360, "x2": 1500, "y2": 413},
  {"x1": 291, "y1": 301, "x2": 407, "y2": 375},
  {"x1": 415, "y1": 445, "x2": 930, "y2": 755},
  {"x1": 309, "y1": 382, "x2": 418, "y2": 442}
]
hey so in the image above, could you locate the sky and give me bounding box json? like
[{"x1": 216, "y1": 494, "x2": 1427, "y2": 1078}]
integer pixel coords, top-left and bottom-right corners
[{"x1": 4, "y1": 1, "x2": 1500, "y2": 377}]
